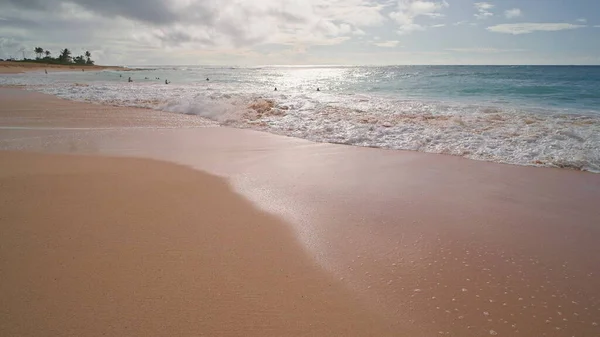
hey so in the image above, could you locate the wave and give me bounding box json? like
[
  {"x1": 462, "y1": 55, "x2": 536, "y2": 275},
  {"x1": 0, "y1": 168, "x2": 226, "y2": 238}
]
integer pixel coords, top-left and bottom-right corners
[{"x1": 2, "y1": 76, "x2": 600, "y2": 172}]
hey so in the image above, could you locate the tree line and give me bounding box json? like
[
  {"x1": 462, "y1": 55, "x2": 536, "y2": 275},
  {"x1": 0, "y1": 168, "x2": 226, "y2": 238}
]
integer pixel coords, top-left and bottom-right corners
[{"x1": 26, "y1": 47, "x2": 95, "y2": 65}]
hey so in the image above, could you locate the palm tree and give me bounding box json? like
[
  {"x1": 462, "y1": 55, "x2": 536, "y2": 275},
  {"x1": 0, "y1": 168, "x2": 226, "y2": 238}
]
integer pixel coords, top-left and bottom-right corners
[
  {"x1": 44, "y1": 50, "x2": 51, "y2": 58},
  {"x1": 59, "y1": 48, "x2": 72, "y2": 63},
  {"x1": 84, "y1": 51, "x2": 91, "y2": 64},
  {"x1": 73, "y1": 55, "x2": 86, "y2": 65},
  {"x1": 34, "y1": 47, "x2": 43, "y2": 59}
]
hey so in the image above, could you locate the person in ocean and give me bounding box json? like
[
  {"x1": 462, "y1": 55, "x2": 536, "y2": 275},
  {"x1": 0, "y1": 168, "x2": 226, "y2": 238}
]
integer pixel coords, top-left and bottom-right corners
[
  {"x1": 274, "y1": 87, "x2": 277, "y2": 91},
  {"x1": 165, "y1": 79, "x2": 170, "y2": 85},
  {"x1": 206, "y1": 77, "x2": 210, "y2": 81},
  {"x1": 128, "y1": 77, "x2": 133, "y2": 83},
  {"x1": 44, "y1": 69, "x2": 47, "y2": 74},
  {"x1": 317, "y1": 88, "x2": 320, "y2": 91}
]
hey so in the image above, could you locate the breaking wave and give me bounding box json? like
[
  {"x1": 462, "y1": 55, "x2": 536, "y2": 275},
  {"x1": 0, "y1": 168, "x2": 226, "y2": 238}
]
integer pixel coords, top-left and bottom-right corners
[{"x1": 2, "y1": 68, "x2": 599, "y2": 172}]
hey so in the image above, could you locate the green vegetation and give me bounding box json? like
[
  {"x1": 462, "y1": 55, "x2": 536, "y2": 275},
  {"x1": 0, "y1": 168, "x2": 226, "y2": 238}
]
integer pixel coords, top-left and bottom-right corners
[{"x1": 14, "y1": 47, "x2": 95, "y2": 66}]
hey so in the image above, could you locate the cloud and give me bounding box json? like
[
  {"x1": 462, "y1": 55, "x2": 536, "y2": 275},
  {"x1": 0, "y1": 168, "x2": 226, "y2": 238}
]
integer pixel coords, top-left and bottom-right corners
[
  {"x1": 0, "y1": 37, "x2": 23, "y2": 58},
  {"x1": 0, "y1": 0, "x2": 387, "y2": 51},
  {"x1": 353, "y1": 28, "x2": 367, "y2": 36},
  {"x1": 576, "y1": 18, "x2": 587, "y2": 23},
  {"x1": 319, "y1": 0, "x2": 387, "y2": 27},
  {"x1": 397, "y1": 23, "x2": 426, "y2": 34},
  {"x1": 595, "y1": 25, "x2": 600, "y2": 28},
  {"x1": 446, "y1": 47, "x2": 526, "y2": 53},
  {"x1": 453, "y1": 20, "x2": 468, "y2": 26},
  {"x1": 373, "y1": 40, "x2": 401, "y2": 47},
  {"x1": 487, "y1": 23, "x2": 586, "y2": 35},
  {"x1": 504, "y1": 8, "x2": 522, "y2": 19},
  {"x1": 389, "y1": 0, "x2": 449, "y2": 34},
  {"x1": 474, "y1": 2, "x2": 494, "y2": 20},
  {"x1": 1, "y1": 0, "x2": 179, "y2": 25},
  {"x1": 431, "y1": 24, "x2": 446, "y2": 28}
]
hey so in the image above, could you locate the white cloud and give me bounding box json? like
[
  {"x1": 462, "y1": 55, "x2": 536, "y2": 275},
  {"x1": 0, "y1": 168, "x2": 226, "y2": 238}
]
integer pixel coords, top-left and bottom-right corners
[
  {"x1": 576, "y1": 18, "x2": 587, "y2": 23},
  {"x1": 474, "y1": 2, "x2": 494, "y2": 10},
  {"x1": 398, "y1": 23, "x2": 426, "y2": 34},
  {"x1": 474, "y1": 2, "x2": 494, "y2": 20},
  {"x1": 504, "y1": 8, "x2": 522, "y2": 19},
  {"x1": 316, "y1": 0, "x2": 388, "y2": 27},
  {"x1": 453, "y1": 20, "x2": 467, "y2": 26},
  {"x1": 487, "y1": 23, "x2": 586, "y2": 35},
  {"x1": 0, "y1": 0, "x2": 388, "y2": 53},
  {"x1": 390, "y1": 0, "x2": 449, "y2": 34},
  {"x1": 595, "y1": 25, "x2": 600, "y2": 28},
  {"x1": 373, "y1": 40, "x2": 401, "y2": 47},
  {"x1": 431, "y1": 24, "x2": 446, "y2": 28},
  {"x1": 446, "y1": 47, "x2": 526, "y2": 53}
]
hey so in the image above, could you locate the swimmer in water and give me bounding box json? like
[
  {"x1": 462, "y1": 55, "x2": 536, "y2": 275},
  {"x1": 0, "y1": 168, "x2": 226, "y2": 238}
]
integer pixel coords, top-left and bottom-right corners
[
  {"x1": 316, "y1": 88, "x2": 320, "y2": 91},
  {"x1": 274, "y1": 87, "x2": 277, "y2": 91},
  {"x1": 206, "y1": 77, "x2": 209, "y2": 81},
  {"x1": 128, "y1": 77, "x2": 133, "y2": 82}
]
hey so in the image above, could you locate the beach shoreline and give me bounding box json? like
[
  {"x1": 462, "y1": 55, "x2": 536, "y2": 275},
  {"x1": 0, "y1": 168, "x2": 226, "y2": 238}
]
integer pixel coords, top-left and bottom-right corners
[
  {"x1": 1, "y1": 87, "x2": 599, "y2": 336},
  {"x1": 3, "y1": 65, "x2": 598, "y2": 172},
  {"x1": 0, "y1": 86, "x2": 215, "y2": 128},
  {"x1": 0, "y1": 60, "x2": 129, "y2": 74}
]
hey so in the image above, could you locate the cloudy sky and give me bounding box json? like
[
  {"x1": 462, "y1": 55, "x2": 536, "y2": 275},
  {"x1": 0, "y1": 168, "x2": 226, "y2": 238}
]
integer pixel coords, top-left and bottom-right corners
[{"x1": 1, "y1": 0, "x2": 599, "y2": 65}]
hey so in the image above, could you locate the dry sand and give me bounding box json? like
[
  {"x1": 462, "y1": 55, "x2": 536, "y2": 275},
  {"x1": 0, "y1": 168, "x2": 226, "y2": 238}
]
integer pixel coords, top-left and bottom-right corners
[
  {"x1": 0, "y1": 61, "x2": 127, "y2": 74},
  {"x1": 0, "y1": 151, "x2": 395, "y2": 336},
  {"x1": 1, "y1": 88, "x2": 600, "y2": 337}
]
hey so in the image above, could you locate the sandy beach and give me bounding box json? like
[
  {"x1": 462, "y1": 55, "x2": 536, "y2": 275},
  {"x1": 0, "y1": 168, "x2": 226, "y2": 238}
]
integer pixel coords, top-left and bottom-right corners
[
  {"x1": 0, "y1": 61, "x2": 128, "y2": 74},
  {"x1": 1, "y1": 87, "x2": 600, "y2": 337},
  {"x1": 0, "y1": 151, "x2": 395, "y2": 336}
]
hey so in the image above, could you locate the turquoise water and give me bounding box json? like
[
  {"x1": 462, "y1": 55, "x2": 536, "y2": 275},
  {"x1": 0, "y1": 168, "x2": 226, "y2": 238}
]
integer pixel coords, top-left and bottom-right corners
[
  {"x1": 129, "y1": 65, "x2": 600, "y2": 113},
  {"x1": 2, "y1": 65, "x2": 599, "y2": 171}
]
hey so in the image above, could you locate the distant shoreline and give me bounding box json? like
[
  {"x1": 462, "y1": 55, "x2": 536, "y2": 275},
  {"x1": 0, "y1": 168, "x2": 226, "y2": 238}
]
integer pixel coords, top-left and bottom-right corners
[{"x1": 0, "y1": 61, "x2": 130, "y2": 74}]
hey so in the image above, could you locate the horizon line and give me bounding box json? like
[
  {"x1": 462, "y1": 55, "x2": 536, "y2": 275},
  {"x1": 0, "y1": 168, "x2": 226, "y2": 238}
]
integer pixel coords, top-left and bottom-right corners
[{"x1": 119, "y1": 64, "x2": 600, "y2": 68}]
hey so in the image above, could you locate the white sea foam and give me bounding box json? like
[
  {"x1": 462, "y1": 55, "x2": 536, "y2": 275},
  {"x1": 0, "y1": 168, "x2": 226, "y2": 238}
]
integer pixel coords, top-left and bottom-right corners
[{"x1": 2, "y1": 72, "x2": 599, "y2": 172}]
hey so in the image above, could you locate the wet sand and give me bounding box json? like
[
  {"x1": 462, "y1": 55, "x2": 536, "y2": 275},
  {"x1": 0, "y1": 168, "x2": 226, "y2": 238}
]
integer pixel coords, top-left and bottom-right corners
[
  {"x1": 0, "y1": 151, "x2": 394, "y2": 336},
  {"x1": 0, "y1": 87, "x2": 214, "y2": 128},
  {"x1": 1, "y1": 88, "x2": 600, "y2": 336}
]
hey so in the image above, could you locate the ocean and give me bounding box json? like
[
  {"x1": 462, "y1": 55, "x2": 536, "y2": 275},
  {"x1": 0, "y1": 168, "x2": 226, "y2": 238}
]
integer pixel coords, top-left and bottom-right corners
[{"x1": 2, "y1": 65, "x2": 599, "y2": 172}]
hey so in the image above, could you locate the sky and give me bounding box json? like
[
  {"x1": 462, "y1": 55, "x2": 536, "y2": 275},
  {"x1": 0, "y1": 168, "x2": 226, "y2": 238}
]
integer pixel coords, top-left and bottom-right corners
[{"x1": 0, "y1": 0, "x2": 599, "y2": 66}]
